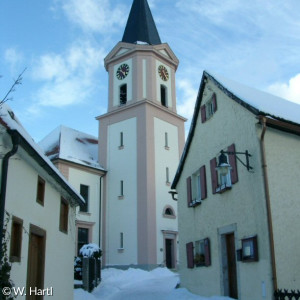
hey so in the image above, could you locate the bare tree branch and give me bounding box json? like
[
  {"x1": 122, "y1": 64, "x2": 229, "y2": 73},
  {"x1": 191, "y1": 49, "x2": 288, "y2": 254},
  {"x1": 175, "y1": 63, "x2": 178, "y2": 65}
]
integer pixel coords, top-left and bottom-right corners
[{"x1": 1, "y1": 68, "x2": 27, "y2": 106}]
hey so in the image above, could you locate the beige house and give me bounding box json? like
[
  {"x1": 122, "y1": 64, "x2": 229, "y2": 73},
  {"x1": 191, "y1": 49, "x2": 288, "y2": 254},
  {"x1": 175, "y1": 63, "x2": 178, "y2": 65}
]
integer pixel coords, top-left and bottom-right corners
[
  {"x1": 0, "y1": 104, "x2": 84, "y2": 300},
  {"x1": 171, "y1": 71, "x2": 300, "y2": 299},
  {"x1": 39, "y1": 125, "x2": 106, "y2": 255}
]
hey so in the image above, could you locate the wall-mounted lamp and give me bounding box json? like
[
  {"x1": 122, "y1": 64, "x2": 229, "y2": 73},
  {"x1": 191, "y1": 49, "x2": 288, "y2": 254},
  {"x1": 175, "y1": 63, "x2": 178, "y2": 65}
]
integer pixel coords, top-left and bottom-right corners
[
  {"x1": 169, "y1": 190, "x2": 178, "y2": 201},
  {"x1": 216, "y1": 149, "x2": 253, "y2": 175}
]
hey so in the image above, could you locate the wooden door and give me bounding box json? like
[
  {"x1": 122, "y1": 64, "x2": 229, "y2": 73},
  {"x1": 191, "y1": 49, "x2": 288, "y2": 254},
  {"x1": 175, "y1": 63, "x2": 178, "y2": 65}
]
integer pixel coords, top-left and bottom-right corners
[
  {"x1": 26, "y1": 225, "x2": 46, "y2": 300},
  {"x1": 226, "y1": 233, "x2": 238, "y2": 299}
]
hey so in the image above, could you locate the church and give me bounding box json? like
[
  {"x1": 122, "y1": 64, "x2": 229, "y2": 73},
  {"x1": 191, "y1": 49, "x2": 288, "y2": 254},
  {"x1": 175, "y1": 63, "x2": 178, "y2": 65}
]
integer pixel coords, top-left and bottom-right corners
[
  {"x1": 97, "y1": 0, "x2": 186, "y2": 269},
  {"x1": 41, "y1": 0, "x2": 186, "y2": 271}
]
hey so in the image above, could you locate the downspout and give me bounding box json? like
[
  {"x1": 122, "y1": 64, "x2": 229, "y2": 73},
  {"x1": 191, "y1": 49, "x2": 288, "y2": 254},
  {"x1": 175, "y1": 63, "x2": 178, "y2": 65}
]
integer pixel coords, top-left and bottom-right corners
[
  {"x1": 0, "y1": 130, "x2": 20, "y2": 265},
  {"x1": 259, "y1": 116, "x2": 278, "y2": 292},
  {"x1": 99, "y1": 174, "x2": 105, "y2": 251}
]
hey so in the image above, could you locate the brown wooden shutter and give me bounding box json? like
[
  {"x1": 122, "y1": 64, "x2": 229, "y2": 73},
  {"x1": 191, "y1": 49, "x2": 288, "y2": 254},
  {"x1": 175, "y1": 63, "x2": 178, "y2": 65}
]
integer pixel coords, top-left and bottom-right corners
[
  {"x1": 204, "y1": 238, "x2": 211, "y2": 266},
  {"x1": 228, "y1": 144, "x2": 238, "y2": 184},
  {"x1": 200, "y1": 165, "x2": 207, "y2": 200},
  {"x1": 210, "y1": 158, "x2": 218, "y2": 194},
  {"x1": 186, "y1": 242, "x2": 194, "y2": 268},
  {"x1": 186, "y1": 176, "x2": 192, "y2": 207},
  {"x1": 212, "y1": 93, "x2": 217, "y2": 112},
  {"x1": 201, "y1": 105, "x2": 206, "y2": 123}
]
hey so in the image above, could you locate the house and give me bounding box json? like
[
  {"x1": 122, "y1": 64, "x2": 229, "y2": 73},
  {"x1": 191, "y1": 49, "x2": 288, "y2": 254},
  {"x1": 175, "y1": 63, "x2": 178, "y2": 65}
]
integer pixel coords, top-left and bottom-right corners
[
  {"x1": 0, "y1": 104, "x2": 84, "y2": 300},
  {"x1": 39, "y1": 125, "x2": 106, "y2": 255},
  {"x1": 97, "y1": 0, "x2": 186, "y2": 269},
  {"x1": 171, "y1": 71, "x2": 300, "y2": 299}
]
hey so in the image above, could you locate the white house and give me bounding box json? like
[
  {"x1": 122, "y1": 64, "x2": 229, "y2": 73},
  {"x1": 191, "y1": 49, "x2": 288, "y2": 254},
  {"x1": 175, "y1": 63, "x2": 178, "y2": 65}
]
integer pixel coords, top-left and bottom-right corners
[
  {"x1": 171, "y1": 71, "x2": 300, "y2": 299},
  {"x1": 97, "y1": 0, "x2": 186, "y2": 269},
  {"x1": 0, "y1": 104, "x2": 84, "y2": 300},
  {"x1": 39, "y1": 125, "x2": 106, "y2": 256}
]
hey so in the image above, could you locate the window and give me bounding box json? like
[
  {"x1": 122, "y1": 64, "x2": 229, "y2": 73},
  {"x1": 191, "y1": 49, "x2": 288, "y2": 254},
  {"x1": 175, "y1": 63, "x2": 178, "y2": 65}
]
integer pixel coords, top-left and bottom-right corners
[
  {"x1": 186, "y1": 166, "x2": 207, "y2": 207},
  {"x1": 120, "y1": 84, "x2": 127, "y2": 105},
  {"x1": 77, "y1": 227, "x2": 89, "y2": 256},
  {"x1": 166, "y1": 167, "x2": 170, "y2": 184},
  {"x1": 201, "y1": 93, "x2": 217, "y2": 123},
  {"x1": 161, "y1": 85, "x2": 167, "y2": 107},
  {"x1": 59, "y1": 197, "x2": 69, "y2": 234},
  {"x1": 165, "y1": 132, "x2": 169, "y2": 149},
  {"x1": 10, "y1": 216, "x2": 23, "y2": 262},
  {"x1": 163, "y1": 206, "x2": 176, "y2": 219},
  {"x1": 119, "y1": 232, "x2": 124, "y2": 249},
  {"x1": 118, "y1": 180, "x2": 124, "y2": 199},
  {"x1": 36, "y1": 176, "x2": 45, "y2": 206},
  {"x1": 119, "y1": 132, "x2": 124, "y2": 149},
  {"x1": 194, "y1": 238, "x2": 211, "y2": 267},
  {"x1": 79, "y1": 184, "x2": 89, "y2": 213}
]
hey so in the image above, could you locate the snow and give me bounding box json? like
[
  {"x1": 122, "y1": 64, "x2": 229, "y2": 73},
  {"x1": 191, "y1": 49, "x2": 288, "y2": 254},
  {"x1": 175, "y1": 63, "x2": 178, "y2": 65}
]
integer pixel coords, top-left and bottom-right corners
[
  {"x1": 79, "y1": 243, "x2": 101, "y2": 258},
  {"x1": 0, "y1": 104, "x2": 84, "y2": 204},
  {"x1": 207, "y1": 71, "x2": 300, "y2": 125},
  {"x1": 74, "y1": 268, "x2": 234, "y2": 300},
  {"x1": 39, "y1": 125, "x2": 105, "y2": 171}
]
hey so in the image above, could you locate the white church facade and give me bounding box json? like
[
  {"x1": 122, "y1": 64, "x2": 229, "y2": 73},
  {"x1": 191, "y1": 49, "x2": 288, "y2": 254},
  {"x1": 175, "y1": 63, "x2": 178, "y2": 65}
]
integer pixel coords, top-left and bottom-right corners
[{"x1": 97, "y1": 0, "x2": 186, "y2": 269}]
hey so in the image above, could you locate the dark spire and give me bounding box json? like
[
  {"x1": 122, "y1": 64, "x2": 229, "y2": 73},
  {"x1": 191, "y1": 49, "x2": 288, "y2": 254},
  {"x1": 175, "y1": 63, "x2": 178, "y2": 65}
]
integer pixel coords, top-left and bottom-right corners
[{"x1": 122, "y1": 0, "x2": 161, "y2": 45}]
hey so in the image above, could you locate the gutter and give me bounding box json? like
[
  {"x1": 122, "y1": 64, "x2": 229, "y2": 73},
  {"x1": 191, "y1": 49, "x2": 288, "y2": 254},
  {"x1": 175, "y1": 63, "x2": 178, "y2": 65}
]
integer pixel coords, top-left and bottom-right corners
[
  {"x1": 259, "y1": 116, "x2": 278, "y2": 292},
  {"x1": 0, "y1": 130, "x2": 20, "y2": 265}
]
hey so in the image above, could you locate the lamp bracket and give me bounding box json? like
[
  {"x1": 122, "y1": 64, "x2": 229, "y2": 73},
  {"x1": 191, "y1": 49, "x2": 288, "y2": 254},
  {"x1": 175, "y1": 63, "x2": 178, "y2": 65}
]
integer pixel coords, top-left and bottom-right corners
[
  {"x1": 221, "y1": 150, "x2": 253, "y2": 172},
  {"x1": 168, "y1": 191, "x2": 178, "y2": 201}
]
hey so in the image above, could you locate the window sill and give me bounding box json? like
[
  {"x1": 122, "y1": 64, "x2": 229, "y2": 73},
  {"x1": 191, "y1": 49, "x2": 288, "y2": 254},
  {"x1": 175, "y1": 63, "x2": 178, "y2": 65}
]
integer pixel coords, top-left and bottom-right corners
[
  {"x1": 118, "y1": 145, "x2": 124, "y2": 150},
  {"x1": 118, "y1": 248, "x2": 124, "y2": 253},
  {"x1": 79, "y1": 211, "x2": 91, "y2": 216},
  {"x1": 189, "y1": 199, "x2": 202, "y2": 207},
  {"x1": 163, "y1": 214, "x2": 176, "y2": 219},
  {"x1": 164, "y1": 146, "x2": 170, "y2": 150},
  {"x1": 216, "y1": 184, "x2": 232, "y2": 194},
  {"x1": 118, "y1": 196, "x2": 124, "y2": 200}
]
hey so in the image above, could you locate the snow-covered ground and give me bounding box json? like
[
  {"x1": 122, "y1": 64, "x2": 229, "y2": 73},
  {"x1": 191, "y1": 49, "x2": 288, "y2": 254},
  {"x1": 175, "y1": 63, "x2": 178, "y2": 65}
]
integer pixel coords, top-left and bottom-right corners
[{"x1": 74, "y1": 268, "x2": 233, "y2": 300}]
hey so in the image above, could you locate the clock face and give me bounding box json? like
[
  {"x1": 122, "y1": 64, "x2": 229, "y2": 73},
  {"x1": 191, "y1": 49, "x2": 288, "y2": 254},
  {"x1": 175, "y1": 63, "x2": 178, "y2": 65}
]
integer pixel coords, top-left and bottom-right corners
[
  {"x1": 158, "y1": 65, "x2": 169, "y2": 81},
  {"x1": 116, "y1": 64, "x2": 129, "y2": 80}
]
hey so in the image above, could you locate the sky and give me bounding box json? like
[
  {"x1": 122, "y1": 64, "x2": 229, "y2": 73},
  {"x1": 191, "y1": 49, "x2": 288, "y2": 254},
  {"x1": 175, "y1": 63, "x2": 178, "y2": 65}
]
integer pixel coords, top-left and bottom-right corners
[{"x1": 1, "y1": 0, "x2": 300, "y2": 142}]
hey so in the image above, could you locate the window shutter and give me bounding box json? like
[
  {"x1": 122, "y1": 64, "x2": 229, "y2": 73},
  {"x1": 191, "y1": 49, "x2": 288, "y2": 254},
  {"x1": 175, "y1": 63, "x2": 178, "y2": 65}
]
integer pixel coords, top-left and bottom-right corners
[
  {"x1": 186, "y1": 176, "x2": 192, "y2": 207},
  {"x1": 200, "y1": 165, "x2": 207, "y2": 200},
  {"x1": 210, "y1": 158, "x2": 218, "y2": 194},
  {"x1": 186, "y1": 242, "x2": 194, "y2": 268},
  {"x1": 212, "y1": 93, "x2": 217, "y2": 112},
  {"x1": 204, "y1": 238, "x2": 211, "y2": 266},
  {"x1": 228, "y1": 144, "x2": 238, "y2": 184},
  {"x1": 201, "y1": 105, "x2": 206, "y2": 123}
]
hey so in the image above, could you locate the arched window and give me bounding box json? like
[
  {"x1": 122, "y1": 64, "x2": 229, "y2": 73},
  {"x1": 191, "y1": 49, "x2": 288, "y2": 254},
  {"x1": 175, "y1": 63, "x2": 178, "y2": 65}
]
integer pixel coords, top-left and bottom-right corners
[
  {"x1": 120, "y1": 84, "x2": 127, "y2": 105},
  {"x1": 163, "y1": 206, "x2": 176, "y2": 218},
  {"x1": 161, "y1": 85, "x2": 167, "y2": 107}
]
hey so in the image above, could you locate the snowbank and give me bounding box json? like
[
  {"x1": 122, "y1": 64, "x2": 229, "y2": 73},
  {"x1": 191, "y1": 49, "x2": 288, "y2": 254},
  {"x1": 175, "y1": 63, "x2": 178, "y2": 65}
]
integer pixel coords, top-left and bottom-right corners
[{"x1": 74, "y1": 267, "x2": 234, "y2": 300}]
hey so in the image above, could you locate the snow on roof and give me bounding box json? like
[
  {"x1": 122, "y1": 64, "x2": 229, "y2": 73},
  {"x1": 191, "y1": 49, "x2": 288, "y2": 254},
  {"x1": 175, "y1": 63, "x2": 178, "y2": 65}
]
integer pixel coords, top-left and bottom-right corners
[
  {"x1": 0, "y1": 103, "x2": 84, "y2": 205},
  {"x1": 206, "y1": 71, "x2": 300, "y2": 125},
  {"x1": 39, "y1": 125, "x2": 105, "y2": 171}
]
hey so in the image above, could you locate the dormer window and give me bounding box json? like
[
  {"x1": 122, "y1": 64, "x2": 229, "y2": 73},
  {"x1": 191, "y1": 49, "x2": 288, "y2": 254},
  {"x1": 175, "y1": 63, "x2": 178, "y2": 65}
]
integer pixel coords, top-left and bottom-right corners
[
  {"x1": 161, "y1": 85, "x2": 167, "y2": 107},
  {"x1": 120, "y1": 84, "x2": 127, "y2": 105}
]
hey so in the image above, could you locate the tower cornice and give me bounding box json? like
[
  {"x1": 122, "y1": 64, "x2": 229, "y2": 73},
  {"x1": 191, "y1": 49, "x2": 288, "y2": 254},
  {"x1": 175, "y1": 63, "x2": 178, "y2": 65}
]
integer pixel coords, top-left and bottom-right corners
[
  {"x1": 104, "y1": 42, "x2": 179, "y2": 71},
  {"x1": 96, "y1": 98, "x2": 187, "y2": 122}
]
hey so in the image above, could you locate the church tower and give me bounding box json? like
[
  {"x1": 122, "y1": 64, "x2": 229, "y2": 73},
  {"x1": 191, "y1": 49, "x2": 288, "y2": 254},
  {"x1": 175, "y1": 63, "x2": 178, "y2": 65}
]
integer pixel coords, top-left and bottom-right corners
[{"x1": 97, "y1": 0, "x2": 186, "y2": 269}]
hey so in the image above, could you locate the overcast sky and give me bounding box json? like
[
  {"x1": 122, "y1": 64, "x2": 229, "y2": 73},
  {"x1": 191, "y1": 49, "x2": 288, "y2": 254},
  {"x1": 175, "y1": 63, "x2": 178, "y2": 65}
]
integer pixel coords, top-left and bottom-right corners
[{"x1": 1, "y1": 0, "x2": 300, "y2": 141}]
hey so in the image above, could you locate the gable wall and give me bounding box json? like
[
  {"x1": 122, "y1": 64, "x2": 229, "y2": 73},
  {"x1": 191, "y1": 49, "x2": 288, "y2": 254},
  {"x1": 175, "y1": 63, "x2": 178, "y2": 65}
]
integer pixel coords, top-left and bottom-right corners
[{"x1": 176, "y1": 80, "x2": 273, "y2": 299}]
